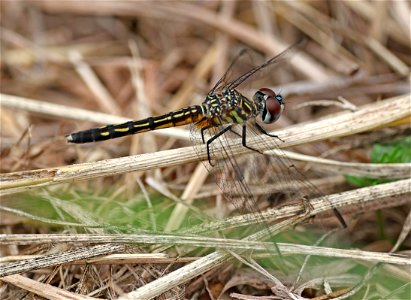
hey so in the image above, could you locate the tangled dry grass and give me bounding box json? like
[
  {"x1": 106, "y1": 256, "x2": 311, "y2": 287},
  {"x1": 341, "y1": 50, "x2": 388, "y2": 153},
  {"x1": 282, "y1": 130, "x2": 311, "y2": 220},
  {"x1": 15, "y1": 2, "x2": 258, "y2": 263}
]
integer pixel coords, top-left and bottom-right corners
[{"x1": 1, "y1": 1, "x2": 410, "y2": 299}]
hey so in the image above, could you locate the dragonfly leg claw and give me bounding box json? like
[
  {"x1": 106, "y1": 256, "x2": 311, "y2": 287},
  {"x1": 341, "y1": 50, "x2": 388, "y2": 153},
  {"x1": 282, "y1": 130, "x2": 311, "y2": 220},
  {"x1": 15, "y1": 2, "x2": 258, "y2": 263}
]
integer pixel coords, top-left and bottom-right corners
[
  {"x1": 255, "y1": 123, "x2": 285, "y2": 143},
  {"x1": 241, "y1": 125, "x2": 265, "y2": 155}
]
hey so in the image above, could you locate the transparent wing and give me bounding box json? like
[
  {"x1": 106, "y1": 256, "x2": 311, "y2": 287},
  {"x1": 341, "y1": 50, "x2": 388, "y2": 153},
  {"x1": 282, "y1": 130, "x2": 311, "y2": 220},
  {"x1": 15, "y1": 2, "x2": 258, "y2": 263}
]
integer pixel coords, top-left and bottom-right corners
[
  {"x1": 208, "y1": 49, "x2": 249, "y2": 96},
  {"x1": 187, "y1": 39, "x2": 345, "y2": 287},
  {"x1": 189, "y1": 119, "x2": 345, "y2": 275},
  {"x1": 189, "y1": 122, "x2": 286, "y2": 245},
  {"x1": 210, "y1": 40, "x2": 305, "y2": 97},
  {"x1": 226, "y1": 41, "x2": 303, "y2": 90}
]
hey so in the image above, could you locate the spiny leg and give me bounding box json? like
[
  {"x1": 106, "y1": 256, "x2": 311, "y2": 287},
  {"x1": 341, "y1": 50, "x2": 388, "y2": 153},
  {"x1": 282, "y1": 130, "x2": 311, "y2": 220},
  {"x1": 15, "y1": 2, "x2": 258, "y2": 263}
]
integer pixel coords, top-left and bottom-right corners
[
  {"x1": 228, "y1": 127, "x2": 242, "y2": 138},
  {"x1": 205, "y1": 125, "x2": 234, "y2": 166},
  {"x1": 241, "y1": 125, "x2": 265, "y2": 155},
  {"x1": 254, "y1": 122, "x2": 285, "y2": 142}
]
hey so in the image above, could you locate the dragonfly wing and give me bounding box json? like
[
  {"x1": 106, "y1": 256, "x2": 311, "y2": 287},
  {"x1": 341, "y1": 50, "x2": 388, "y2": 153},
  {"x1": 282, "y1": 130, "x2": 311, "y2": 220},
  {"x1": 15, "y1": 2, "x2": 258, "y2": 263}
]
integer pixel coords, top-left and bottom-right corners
[
  {"x1": 209, "y1": 40, "x2": 306, "y2": 101},
  {"x1": 209, "y1": 48, "x2": 249, "y2": 96},
  {"x1": 189, "y1": 122, "x2": 290, "y2": 251},
  {"x1": 189, "y1": 120, "x2": 345, "y2": 265},
  {"x1": 226, "y1": 40, "x2": 305, "y2": 91}
]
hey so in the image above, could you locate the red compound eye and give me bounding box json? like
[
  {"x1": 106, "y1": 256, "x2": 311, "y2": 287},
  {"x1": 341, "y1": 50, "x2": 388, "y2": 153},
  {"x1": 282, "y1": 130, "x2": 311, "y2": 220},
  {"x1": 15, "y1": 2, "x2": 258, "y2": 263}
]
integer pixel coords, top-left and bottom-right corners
[{"x1": 257, "y1": 88, "x2": 284, "y2": 124}]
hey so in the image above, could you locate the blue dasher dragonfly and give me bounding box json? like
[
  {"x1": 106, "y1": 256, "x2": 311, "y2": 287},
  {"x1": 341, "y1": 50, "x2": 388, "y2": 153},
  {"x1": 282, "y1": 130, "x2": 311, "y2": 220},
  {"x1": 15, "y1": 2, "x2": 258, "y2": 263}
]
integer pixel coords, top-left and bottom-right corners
[{"x1": 66, "y1": 42, "x2": 345, "y2": 258}]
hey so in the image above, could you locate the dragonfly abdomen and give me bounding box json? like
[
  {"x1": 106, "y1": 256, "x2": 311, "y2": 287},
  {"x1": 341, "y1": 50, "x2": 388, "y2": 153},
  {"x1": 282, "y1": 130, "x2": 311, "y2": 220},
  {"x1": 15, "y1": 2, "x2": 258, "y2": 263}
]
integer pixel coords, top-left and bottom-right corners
[{"x1": 66, "y1": 105, "x2": 203, "y2": 143}]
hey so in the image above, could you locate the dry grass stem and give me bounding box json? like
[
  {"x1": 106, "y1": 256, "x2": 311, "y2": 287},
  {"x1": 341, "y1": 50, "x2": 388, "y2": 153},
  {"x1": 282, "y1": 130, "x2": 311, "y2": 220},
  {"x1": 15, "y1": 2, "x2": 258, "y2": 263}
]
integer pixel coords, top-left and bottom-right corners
[
  {"x1": 0, "y1": 244, "x2": 125, "y2": 277},
  {"x1": 1, "y1": 275, "x2": 102, "y2": 300},
  {"x1": 270, "y1": 149, "x2": 410, "y2": 179},
  {"x1": 0, "y1": 93, "x2": 190, "y2": 140},
  {"x1": 1, "y1": 1, "x2": 409, "y2": 298},
  {"x1": 1, "y1": 94, "x2": 409, "y2": 195},
  {"x1": 117, "y1": 178, "x2": 411, "y2": 299}
]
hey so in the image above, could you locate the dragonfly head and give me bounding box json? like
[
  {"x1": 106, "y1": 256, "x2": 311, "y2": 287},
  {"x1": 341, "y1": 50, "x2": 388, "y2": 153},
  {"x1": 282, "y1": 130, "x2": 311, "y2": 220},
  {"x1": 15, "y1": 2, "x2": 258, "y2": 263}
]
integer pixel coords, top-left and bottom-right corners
[{"x1": 253, "y1": 88, "x2": 284, "y2": 124}]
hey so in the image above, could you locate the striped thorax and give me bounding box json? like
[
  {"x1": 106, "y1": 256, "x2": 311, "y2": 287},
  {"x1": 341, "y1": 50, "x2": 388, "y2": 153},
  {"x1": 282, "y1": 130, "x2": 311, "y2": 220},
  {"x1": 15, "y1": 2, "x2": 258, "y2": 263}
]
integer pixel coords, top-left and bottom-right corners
[
  {"x1": 199, "y1": 88, "x2": 284, "y2": 127},
  {"x1": 200, "y1": 90, "x2": 259, "y2": 127}
]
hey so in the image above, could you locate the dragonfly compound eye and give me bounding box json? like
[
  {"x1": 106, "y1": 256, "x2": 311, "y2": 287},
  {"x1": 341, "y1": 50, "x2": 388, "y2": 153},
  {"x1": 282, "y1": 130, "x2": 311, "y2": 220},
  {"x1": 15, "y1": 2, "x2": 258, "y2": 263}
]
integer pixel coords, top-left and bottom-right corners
[{"x1": 257, "y1": 88, "x2": 284, "y2": 124}]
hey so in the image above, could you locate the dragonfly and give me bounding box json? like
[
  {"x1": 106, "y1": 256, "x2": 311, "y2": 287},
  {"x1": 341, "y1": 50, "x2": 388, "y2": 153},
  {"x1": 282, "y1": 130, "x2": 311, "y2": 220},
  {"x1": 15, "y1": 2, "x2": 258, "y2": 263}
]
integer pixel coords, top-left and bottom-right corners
[
  {"x1": 67, "y1": 42, "x2": 345, "y2": 254},
  {"x1": 66, "y1": 49, "x2": 291, "y2": 165}
]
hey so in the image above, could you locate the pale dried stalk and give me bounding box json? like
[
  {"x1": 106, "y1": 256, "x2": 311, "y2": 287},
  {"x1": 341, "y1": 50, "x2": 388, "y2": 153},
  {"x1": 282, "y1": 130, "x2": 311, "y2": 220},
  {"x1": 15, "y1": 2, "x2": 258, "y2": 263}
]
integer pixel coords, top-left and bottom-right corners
[
  {"x1": 0, "y1": 94, "x2": 409, "y2": 196},
  {"x1": 165, "y1": 163, "x2": 209, "y2": 232},
  {"x1": 269, "y1": 150, "x2": 411, "y2": 179},
  {"x1": 120, "y1": 178, "x2": 411, "y2": 299},
  {"x1": 34, "y1": 1, "x2": 330, "y2": 81},
  {"x1": 181, "y1": 181, "x2": 410, "y2": 235},
  {"x1": 1, "y1": 275, "x2": 101, "y2": 300},
  {"x1": 169, "y1": 46, "x2": 218, "y2": 110},
  {"x1": 0, "y1": 244, "x2": 125, "y2": 277},
  {"x1": 365, "y1": 38, "x2": 410, "y2": 77},
  {"x1": 0, "y1": 178, "x2": 409, "y2": 295},
  {"x1": 69, "y1": 50, "x2": 121, "y2": 115},
  {"x1": 1, "y1": 234, "x2": 408, "y2": 265},
  {"x1": 0, "y1": 93, "x2": 190, "y2": 140},
  {"x1": 345, "y1": 1, "x2": 408, "y2": 46},
  {"x1": 281, "y1": 1, "x2": 409, "y2": 77},
  {"x1": 277, "y1": 1, "x2": 358, "y2": 75},
  {"x1": 0, "y1": 253, "x2": 171, "y2": 264}
]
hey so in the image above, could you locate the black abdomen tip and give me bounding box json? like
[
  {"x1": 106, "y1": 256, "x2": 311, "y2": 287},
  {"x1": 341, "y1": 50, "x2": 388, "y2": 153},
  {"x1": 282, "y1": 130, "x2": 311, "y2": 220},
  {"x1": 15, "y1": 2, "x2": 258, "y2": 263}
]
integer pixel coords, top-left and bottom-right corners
[{"x1": 65, "y1": 129, "x2": 100, "y2": 143}]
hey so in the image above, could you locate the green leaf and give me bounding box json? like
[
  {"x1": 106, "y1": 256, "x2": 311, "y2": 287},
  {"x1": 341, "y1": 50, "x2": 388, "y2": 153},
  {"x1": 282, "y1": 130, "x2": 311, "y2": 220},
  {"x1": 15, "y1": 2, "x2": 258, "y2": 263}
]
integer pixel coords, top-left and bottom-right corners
[{"x1": 346, "y1": 136, "x2": 411, "y2": 187}]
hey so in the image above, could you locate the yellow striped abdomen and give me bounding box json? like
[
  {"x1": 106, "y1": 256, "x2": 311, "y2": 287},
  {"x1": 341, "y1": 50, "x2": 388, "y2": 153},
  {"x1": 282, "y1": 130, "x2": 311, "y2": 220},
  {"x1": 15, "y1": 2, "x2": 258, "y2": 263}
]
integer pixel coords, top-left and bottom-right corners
[{"x1": 66, "y1": 105, "x2": 203, "y2": 143}]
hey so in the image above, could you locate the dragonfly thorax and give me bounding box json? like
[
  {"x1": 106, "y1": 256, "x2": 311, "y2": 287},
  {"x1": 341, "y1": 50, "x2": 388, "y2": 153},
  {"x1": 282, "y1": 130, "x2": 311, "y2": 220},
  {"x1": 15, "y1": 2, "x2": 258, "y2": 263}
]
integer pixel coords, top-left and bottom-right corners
[
  {"x1": 253, "y1": 88, "x2": 284, "y2": 124},
  {"x1": 200, "y1": 89, "x2": 260, "y2": 126}
]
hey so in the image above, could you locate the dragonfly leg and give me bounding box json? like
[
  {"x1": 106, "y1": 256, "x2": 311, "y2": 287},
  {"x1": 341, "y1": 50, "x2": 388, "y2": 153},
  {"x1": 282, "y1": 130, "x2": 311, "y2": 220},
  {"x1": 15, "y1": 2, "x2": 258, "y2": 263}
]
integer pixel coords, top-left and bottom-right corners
[
  {"x1": 333, "y1": 208, "x2": 347, "y2": 228},
  {"x1": 228, "y1": 127, "x2": 242, "y2": 138},
  {"x1": 241, "y1": 125, "x2": 264, "y2": 155},
  {"x1": 206, "y1": 125, "x2": 233, "y2": 166},
  {"x1": 254, "y1": 123, "x2": 285, "y2": 142},
  {"x1": 200, "y1": 127, "x2": 209, "y2": 144}
]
